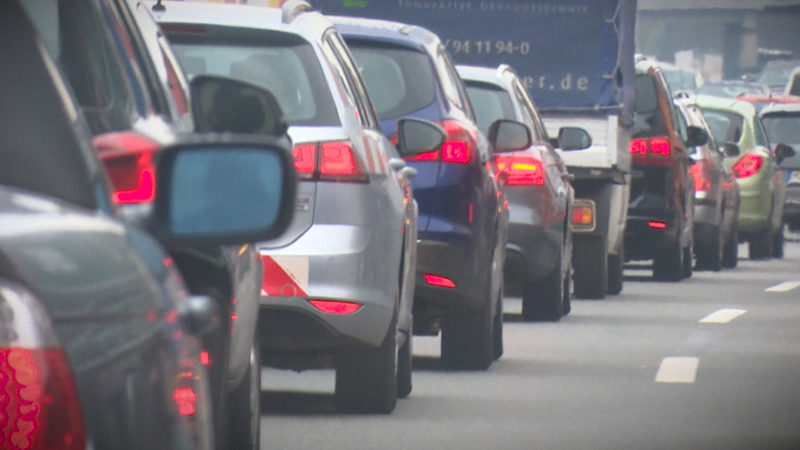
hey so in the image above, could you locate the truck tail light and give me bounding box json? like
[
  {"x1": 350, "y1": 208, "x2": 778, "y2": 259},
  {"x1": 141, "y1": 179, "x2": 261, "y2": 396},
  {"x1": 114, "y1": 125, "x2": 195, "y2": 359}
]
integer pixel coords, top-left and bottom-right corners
[
  {"x1": 688, "y1": 160, "x2": 710, "y2": 191},
  {"x1": 571, "y1": 199, "x2": 596, "y2": 232},
  {"x1": 0, "y1": 285, "x2": 86, "y2": 450},
  {"x1": 404, "y1": 120, "x2": 475, "y2": 165},
  {"x1": 732, "y1": 153, "x2": 763, "y2": 178},
  {"x1": 290, "y1": 141, "x2": 368, "y2": 183},
  {"x1": 494, "y1": 154, "x2": 545, "y2": 185},
  {"x1": 92, "y1": 132, "x2": 162, "y2": 205},
  {"x1": 629, "y1": 136, "x2": 673, "y2": 166}
]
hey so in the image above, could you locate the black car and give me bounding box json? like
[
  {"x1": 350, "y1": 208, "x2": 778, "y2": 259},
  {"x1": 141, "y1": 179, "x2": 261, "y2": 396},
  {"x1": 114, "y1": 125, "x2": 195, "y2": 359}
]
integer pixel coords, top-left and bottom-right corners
[{"x1": 0, "y1": 2, "x2": 295, "y2": 449}]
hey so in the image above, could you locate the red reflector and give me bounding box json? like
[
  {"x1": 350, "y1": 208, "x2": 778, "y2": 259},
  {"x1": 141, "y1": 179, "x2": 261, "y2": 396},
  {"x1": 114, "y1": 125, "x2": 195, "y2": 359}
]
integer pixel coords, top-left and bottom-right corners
[
  {"x1": 413, "y1": 150, "x2": 440, "y2": 161},
  {"x1": 424, "y1": 274, "x2": 456, "y2": 288},
  {"x1": 292, "y1": 143, "x2": 316, "y2": 178},
  {"x1": 629, "y1": 139, "x2": 647, "y2": 155},
  {"x1": 172, "y1": 386, "x2": 197, "y2": 416},
  {"x1": 494, "y1": 154, "x2": 545, "y2": 185},
  {"x1": 308, "y1": 300, "x2": 362, "y2": 315},
  {"x1": 0, "y1": 348, "x2": 86, "y2": 450},
  {"x1": 199, "y1": 351, "x2": 211, "y2": 366},
  {"x1": 92, "y1": 132, "x2": 161, "y2": 205},
  {"x1": 648, "y1": 221, "x2": 667, "y2": 229},
  {"x1": 732, "y1": 152, "x2": 763, "y2": 178}
]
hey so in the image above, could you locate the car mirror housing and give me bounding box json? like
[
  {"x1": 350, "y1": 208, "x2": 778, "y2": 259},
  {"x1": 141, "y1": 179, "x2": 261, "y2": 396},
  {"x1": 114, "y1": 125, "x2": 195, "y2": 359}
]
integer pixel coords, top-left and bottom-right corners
[
  {"x1": 395, "y1": 117, "x2": 446, "y2": 156},
  {"x1": 557, "y1": 126, "x2": 592, "y2": 151},
  {"x1": 190, "y1": 75, "x2": 289, "y2": 136},
  {"x1": 488, "y1": 119, "x2": 532, "y2": 153},
  {"x1": 721, "y1": 142, "x2": 741, "y2": 158},
  {"x1": 685, "y1": 125, "x2": 709, "y2": 148},
  {"x1": 152, "y1": 137, "x2": 296, "y2": 246}
]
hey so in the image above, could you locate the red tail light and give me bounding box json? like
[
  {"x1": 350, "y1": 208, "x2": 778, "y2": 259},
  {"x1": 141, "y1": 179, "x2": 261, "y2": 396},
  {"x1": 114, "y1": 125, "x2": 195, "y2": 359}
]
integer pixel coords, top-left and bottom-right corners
[
  {"x1": 404, "y1": 120, "x2": 474, "y2": 164},
  {"x1": 494, "y1": 154, "x2": 545, "y2": 186},
  {"x1": 649, "y1": 221, "x2": 667, "y2": 229},
  {"x1": 688, "y1": 160, "x2": 710, "y2": 191},
  {"x1": 92, "y1": 132, "x2": 161, "y2": 204},
  {"x1": 290, "y1": 141, "x2": 367, "y2": 182},
  {"x1": 424, "y1": 274, "x2": 456, "y2": 288},
  {"x1": 308, "y1": 300, "x2": 362, "y2": 315},
  {"x1": 732, "y1": 153, "x2": 763, "y2": 178},
  {"x1": 629, "y1": 136, "x2": 673, "y2": 165}
]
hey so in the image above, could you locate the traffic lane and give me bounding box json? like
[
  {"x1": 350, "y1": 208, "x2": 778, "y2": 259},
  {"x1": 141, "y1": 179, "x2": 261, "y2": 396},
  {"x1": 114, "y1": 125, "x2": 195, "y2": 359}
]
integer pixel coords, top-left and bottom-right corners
[{"x1": 258, "y1": 240, "x2": 800, "y2": 449}]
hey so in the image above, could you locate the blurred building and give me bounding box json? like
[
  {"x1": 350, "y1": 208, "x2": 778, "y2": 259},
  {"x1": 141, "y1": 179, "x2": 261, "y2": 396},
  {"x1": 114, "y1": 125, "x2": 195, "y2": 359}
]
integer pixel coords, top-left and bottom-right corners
[{"x1": 637, "y1": 0, "x2": 800, "y2": 80}]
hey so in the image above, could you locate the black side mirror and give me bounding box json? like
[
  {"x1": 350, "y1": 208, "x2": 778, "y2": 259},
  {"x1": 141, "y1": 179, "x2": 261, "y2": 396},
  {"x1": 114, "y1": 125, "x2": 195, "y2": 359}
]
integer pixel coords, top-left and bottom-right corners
[
  {"x1": 721, "y1": 142, "x2": 741, "y2": 158},
  {"x1": 685, "y1": 125, "x2": 708, "y2": 148},
  {"x1": 775, "y1": 142, "x2": 796, "y2": 164},
  {"x1": 153, "y1": 136, "x2": 296, "y2": 246},
  {"x1": 395, "y1": 118, "x2": 446, "y2": 156},
  {"x1": 190, "y1": 75, "x2": 288, "y2": 135},
  {"x1": 488, "y1": 119, "x2": 532, "y2": 153},
  {"x1": 556, "y1": 127, "x2": 592, "y2": 151}
]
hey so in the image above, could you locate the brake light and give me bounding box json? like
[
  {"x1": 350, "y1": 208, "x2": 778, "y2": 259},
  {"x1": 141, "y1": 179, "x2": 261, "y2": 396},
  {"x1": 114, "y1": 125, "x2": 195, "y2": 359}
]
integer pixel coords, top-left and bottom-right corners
[
  {"x1": 92, "y1": 132, "x2": 161, "y2": 204},
  {"x1": 688, "y1": 160, "x2": 710, "y2": 191},
  {"x1": 404, "y1": 120, "x2": 474, "y2": 164},
  {"x1": 572, "y1": 205, "x2": 593, "y2": 226},
  {"x1": 494, "y1": 154, "x2": 544, "y2": 186},
  {"x1": 0, "y1": 285, "x2": 85, "y2": 450},
  {"x1": 732, "y1": 153, "x2": 763, "y2": 178},
  {"x1": 629, "y1": 136, "x2": 673, "y2": 165},
  {"x1": 308, "y1": 300, "x2": 362, "y2": 315},
  {"x1": 424, "y1": 274, "x2": 456, "y2": 288},
  {"x1": 290, "y1": 141, "x2": 367, "y2": 182}
]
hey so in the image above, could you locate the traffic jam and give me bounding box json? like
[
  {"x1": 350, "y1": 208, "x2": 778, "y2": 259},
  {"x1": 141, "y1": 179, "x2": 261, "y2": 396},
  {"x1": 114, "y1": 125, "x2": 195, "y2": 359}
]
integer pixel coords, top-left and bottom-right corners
[{"x1": 2, "y1": 0, "x2": 800, "y2": 449}]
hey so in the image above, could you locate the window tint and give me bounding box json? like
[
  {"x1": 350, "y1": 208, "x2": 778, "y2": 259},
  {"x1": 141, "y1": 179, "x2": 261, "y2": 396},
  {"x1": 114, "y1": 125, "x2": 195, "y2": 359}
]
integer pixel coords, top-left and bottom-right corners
[
  {"x1": 167, "y1": 27, "x2": 339, "y2": 126},
  {"x1": 762, "y1": 115, "x2": 800, "y2": 146},
  {"x1": 348, "y1": 42, "x2": 436, "y2": 120},
  {"x1": 464, "y1": 82, "x2": 515, "y2": 136},
  {"x1": 701, "y1": 109, "x2": 744, "y2": 144}
]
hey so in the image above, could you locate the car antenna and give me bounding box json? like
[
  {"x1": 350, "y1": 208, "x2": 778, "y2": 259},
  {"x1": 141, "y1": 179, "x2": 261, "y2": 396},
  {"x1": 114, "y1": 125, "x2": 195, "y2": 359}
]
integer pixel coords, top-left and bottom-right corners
[{"x1": 152, "y1": 0, "x2": 166, "y2": 13}]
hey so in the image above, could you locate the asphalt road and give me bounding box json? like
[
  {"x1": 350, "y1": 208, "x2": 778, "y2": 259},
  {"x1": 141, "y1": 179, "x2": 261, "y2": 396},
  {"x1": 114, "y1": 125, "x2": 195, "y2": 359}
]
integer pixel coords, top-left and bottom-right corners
[{"x1": 258, "y1": 235, "x2": 800, "y2": 450}]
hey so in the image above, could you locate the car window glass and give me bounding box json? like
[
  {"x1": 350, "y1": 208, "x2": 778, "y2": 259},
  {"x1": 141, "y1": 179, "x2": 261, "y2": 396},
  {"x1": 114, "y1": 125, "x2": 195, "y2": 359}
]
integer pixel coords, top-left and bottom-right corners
[
  {"x1": 464, "y1": 82, "x2": 515, "y2": 136},
  {"x1": 434, "y1": 46, "x2": 465, "y2": 112},
  {"x1": 512, "y1": 80, "x2": 547, "y2": 141},
  {"x1": 753, "y1": 116, "x2": 769, "y2": 147},
  {"x1": 701, "y1": 109, "x2": 744, "y2": 144},
  {"x1": 675, "y1": 106, "x2": 690, "y2": 146},
  {"x1": 762, "y1": 115, "x2": 800, "y2": 146},
  {"x1": 348, "y1": 42, "x2": 436, "y2": 121},
  {"x1": 168, "y1": 27, "x2": 339, "y2": 127},
  {"x1": 326, "y1": 31, "x2": 378, "y2": 130}
]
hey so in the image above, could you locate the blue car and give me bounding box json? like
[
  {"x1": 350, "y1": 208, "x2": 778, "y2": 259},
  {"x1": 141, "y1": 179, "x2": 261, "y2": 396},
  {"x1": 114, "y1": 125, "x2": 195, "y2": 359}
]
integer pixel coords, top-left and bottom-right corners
[{"x1": 334, "y1": 16, "x2": 507, "y2": 370}]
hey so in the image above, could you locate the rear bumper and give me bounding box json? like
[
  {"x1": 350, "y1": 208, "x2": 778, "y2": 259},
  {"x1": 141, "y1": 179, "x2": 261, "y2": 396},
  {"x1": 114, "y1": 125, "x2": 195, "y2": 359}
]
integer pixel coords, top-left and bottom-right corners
[
  {"x1": 504, "y1": 222, "x2": 560, "y2": 283},
  {"x1": 624, "y1": 216, "x2": 681, "y2": 261},
  {"x1": 414, "y1": 239, "x2": 484, "y2": 316}
]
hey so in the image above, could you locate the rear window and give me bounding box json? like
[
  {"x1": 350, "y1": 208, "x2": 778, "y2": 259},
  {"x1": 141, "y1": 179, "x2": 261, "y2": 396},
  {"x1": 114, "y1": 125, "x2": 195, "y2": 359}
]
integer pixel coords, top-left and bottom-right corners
[
  {"x1": 632, "y1": 73, "x2": 668, "y2": 137},
  {"x1": 701, "y1": 109, "x2": 744, "y2": 144},
  {"x1": 347, "y1": 41, "x2": 436, "y2": 120},
  {"x1": 464, "y1": 82, "x2": 515, "y2": 136},
  {"x1": 762, "y1": 114, "x2": 800, "y2": 146},
  {"x1": 166, "y1": 26, "x2": 338, "y2": 126}
]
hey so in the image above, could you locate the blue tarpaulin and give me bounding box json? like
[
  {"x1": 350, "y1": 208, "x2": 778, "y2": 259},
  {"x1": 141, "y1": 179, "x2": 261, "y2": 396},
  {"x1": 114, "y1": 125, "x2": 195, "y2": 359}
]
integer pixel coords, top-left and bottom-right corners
[{"x1": 314, "y1": 0, "x2": 636, "y2": 121}]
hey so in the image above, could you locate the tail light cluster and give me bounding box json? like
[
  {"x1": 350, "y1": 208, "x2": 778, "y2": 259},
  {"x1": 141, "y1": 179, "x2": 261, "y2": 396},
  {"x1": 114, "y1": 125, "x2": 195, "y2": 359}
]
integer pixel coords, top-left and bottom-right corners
[
  {"x1": 291, "y1": 140, "x2": 368, "y2": 183},
  {"x1": 629, "y1": 136, "x2": 673, "y2": 165},
  {"x1": 688, "y1": 159, "x2": 710, "y2": 191},
  {"x1": 92, "y1": 132, "x2": 162, "y2": 205},
  {"x1": 493, "y1": 153, "x2": 544, "y2": 186},
  {"x1": 732, "y1": 153, "x2": 763, "y2": 179},
  {"x1": 570, "y1": 199, "x2": 596, "y2": 232},
  {"x1": 0, "y1": 284, "x2": 85, "y2": 450},
  {"x1": 404, "y1": 120, "x2": 475, "y2": 165}
]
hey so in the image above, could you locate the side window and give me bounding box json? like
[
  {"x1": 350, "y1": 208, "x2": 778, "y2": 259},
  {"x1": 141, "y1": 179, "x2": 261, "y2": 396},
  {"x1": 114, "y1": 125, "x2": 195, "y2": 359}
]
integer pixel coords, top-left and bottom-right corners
[
  {"x1": 675, "y1": 106, "x2": 690, "y2": 145},
  {"x1": 753, "y1": 117, "x2": 769, "y2": 148},
  {"x1": 789, "y1": 74, "x2": 800, "y2": 96},
  {"x1": 320, "y1": 35, "x2": 357, "y2": 112},
  {"x1": 512, "y1": 80, "x2": 546, "y2": 141},
  {"x1": 434, "y1": 46, "x2": 465, "y2": 112},
  {"x1": 328, "y1": 32, "x2": 379, "y2": 130}
]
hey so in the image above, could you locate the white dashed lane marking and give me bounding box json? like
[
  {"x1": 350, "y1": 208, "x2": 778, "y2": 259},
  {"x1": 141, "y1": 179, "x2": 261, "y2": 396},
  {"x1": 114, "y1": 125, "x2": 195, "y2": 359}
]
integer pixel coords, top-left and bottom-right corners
[
  {"x1": 699, "y1": 308, "x2": 747, "y2": 324},
  {"x1": 655, "y1": 357, "x2": 699, "y2": 384},
  {"x1": 765, "y1": 281, "x2": 800, "y2": 293}
]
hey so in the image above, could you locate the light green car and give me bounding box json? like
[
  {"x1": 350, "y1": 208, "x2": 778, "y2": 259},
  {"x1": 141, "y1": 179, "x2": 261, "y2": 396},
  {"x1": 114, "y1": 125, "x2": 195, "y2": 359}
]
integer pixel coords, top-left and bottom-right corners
[{"x1": 696, "y1": 95, "x2": 795, "y2": 259}]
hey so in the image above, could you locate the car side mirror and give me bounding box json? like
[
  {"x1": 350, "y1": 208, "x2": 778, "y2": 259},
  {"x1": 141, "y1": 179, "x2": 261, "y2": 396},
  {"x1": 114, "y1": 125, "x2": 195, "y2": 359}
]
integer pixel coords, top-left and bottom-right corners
[
  {"x1": 190, "y1": 75, "x2": 288, "y2": 135},
  {"x1": 721, "y1": 142, "x2": 741, "y2": 158},
  {"x1": 152, "y1": 137, "x2": 296, "y2": 246},
  {"x1": 395, "y1": 118, "x2": 446, "y2": 156},
  {"x1": 685, "y1": 125, "x2": 708, "y2": 148},
  {"x1": 488, "y1": 119, "x2": 532, "y2": 153},
  {"x1": 555, "y1": 126, "x2": 592, "y2": 151},
  {"x1": 775, "y1": 142, "x2": 796, "y2": 164}
]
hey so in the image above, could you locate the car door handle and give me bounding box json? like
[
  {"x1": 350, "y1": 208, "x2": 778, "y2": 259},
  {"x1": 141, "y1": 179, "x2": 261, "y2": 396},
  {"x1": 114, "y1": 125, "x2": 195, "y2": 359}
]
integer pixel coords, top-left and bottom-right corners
[
  {"x1": 388, "y1": 158, "x2": 406, "y2": 171},
  {"x1": 399, "y1": 166, "x2": 417, "y2": 180}
]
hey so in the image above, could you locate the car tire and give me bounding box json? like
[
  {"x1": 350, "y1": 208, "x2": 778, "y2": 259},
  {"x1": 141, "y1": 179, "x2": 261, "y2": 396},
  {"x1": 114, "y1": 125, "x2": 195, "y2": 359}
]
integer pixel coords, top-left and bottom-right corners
[
  {"x1": 748, "y1": 231, "x2": 773, "y2": 260},
  {"x1": 562, "y1": 264, "x2": 572, "y2": 315},
  {"x1": 441, "y1": 286, "x2": 494, "y2": 370},
  {"x1": 722, "y1": 225, "x2": 738, "y2": 268},
  {"x1": 607, "y1": 245, "x2": 624, "y2": 295},
  {"x1": 492, "y1": 289, "x2": 503, "y2": 360},
  {"x1": 335, "y1": 314, "x2": 398, "y2": 414},
  {"x1": 653, "y1": 242, "x2": 683, "y2": 281},
  {"x1": 772, "y1": 224, "x2": 784, "y2": 258},
  {"x1": 521, "y1": 254, "x2": 564, "y2": 322},
  {"x1": 228, "y1": 340, "x2": 261, "y2": 450},
  {"x1": 573, "y1": 235, "x2": 607, "y2": 299},
  {"x1": 696, "y1": 226, "x2": 723, "y2": 271},
  {"x1": 682, "y1": 245, "x2": 693, "y2": 279},
  {"x1": 397, "y1": 322, "x2": 412, "y2": 399}
]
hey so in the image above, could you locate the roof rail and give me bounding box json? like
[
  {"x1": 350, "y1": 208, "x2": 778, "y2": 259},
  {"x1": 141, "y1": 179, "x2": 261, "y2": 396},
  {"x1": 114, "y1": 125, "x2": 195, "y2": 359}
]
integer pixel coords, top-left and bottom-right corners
[
  {"x1": 496, "y1": 64, "x2": 514, "y2": 78},
  {"x1": 282, "y1": 0, "x2": 312, "y2": 24}
]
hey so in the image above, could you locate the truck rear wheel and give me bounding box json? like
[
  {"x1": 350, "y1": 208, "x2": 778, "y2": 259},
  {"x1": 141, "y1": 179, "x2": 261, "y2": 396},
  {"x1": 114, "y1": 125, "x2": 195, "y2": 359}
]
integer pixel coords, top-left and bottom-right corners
[{"x1": 573, "y1": 235, "x2": 607, "y2": 299}]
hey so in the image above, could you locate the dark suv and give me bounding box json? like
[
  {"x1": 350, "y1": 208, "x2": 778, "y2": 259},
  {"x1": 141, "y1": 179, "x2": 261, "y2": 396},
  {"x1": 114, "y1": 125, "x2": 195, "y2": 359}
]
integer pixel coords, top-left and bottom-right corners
[{"x1": 625, "y1": 57, "x2": 706, "y2": 281}]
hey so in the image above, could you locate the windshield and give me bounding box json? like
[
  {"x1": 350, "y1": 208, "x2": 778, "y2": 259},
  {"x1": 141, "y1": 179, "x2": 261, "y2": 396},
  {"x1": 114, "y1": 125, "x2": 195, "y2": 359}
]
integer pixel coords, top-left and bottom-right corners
[
  {"x1": 347, "y1": 42, "x2": 436, "y2": 120},
  {"x1": 701, "y1": 109, "x2": 745, "y2": 144},
  {"x1": 698, "y1": 82, "x2": 769, "y2": 98},
  {"x1": 463, "y1": 82, "x2": 515, "y2": 136},
  {"x1": 762, "y1": 114, "x2": 800, "y2": 145},
  {"x1": 167, "y1": 26, "x2": 339, "y2": 126}
]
